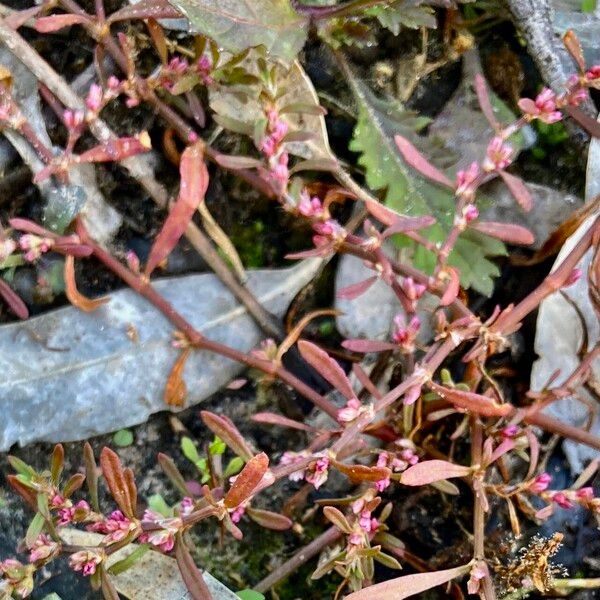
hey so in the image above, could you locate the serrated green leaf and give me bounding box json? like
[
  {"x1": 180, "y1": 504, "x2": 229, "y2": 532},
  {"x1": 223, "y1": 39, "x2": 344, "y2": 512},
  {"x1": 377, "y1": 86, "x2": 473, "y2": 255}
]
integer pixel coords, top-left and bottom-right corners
[
  {"x1": 367, "y1": 1, "x2": 436, "y2": 34},
  {"x1": 167, "y1": 0, "x2": 308, "y2": 62},
  {"x1": 346, "y1": 72, "x2": 507, "y2": 295}
]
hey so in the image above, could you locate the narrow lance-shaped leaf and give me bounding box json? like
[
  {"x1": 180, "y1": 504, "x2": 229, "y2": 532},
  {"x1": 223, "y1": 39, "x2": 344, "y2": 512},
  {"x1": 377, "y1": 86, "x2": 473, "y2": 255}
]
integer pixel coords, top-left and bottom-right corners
[
  {"x1": 145, "y1": 142, "x2": 209, "y2": 276},
  {"x1": 474, "y1": 73, "x2": 500, "y2": 130},
  {"x1": 164, "y1": 348, "x2": 190, "y2": 407},
  {"x1": 78, "y1": 134, "x2": 152, "y2": 164},
  {"x1": 174, "y1": 533, "x2": 213, "y2": 600},
  {"x1": 0, "y1": 279, "x2": 28, "y2": 319},
  {"x1": 498, "y1": 171, "x2": 533, "y2": 212},
  {"x1": 401, "y1": 460, "x2": 471, "y2": 486},
  {"x1": 336, "y1": 276, "x2": 378, "y2": 300},
  {"x1": 429, "y1": 381, "x2": 512, "y2": 417},
  {"x1": 157, "y1": 453, "x2": 191, "y2": 497},
  {"x1": 100, "y1": 447, "x2": 137, "y2": 518},
  {"x1": 323, "y1": 506, "x2": 352, "y2": 533},
  {"x1": 342, "y1": 339, "x2": 397, "y2": 353},
  {"x1": 345, "y1": 563, "x2": 472, "y2": 600},
  {"x1": 223, "y1": 453, "x2": 269, "y2": 509},
  {"x1": 246, "y1": 507, "x2": 292, "y2": 531},
  {"x1": 50, "y1": 444, "x2": 64, "y2": 485},
  {"x1": 200, "y1": 411, "x2": 254, "y2": 462},
  {"x1": 333, "y1": 460, "x2": 391, "y2": 483},
  {"x1": 252, "y1": 412, "x2": 317, "y2": 432},
  {"x1": 84, "y1": 442, "x2": 100, "y2": 512},
  {"x1": 108, "y1": 0, "x2": 182, "y2": 23},
  {"x1": 34, "y1": 13, "x2": 92, "y2": 33},
  {"x1": 394, "y1": 135, "x2": 453, "y2": 188},
  {"x1": 64, "y1": 255, "x2": 108, "y2": 313},
  {"x1": 298, "y1": 340, "x2": 355, "y2": 401},
  {"x1": 470, "y1": 221, "x2": 535, "y2": 246}
]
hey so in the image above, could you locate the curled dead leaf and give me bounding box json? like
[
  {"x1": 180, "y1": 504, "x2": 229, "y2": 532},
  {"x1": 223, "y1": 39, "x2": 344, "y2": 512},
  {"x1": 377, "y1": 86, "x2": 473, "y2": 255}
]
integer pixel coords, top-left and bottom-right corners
[{"x1": 64, "y1": 255, "x2": 108, "y2": 312}]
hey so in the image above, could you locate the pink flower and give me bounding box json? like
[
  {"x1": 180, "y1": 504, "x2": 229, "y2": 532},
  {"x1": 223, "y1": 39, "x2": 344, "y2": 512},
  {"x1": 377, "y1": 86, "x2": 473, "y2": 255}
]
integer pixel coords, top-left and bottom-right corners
[
  {"x1": 337, "y1": 398, "x2": 362, "y2": 423},
  {"x1": 279, "y1": 450, "x2": 308, "y2": 482},
  {"x1": 0, "y1": 559, "x2": 34, "y2": 598},
  {"x1": 107, "y1": 76, "x2": 121, "y2": 91},
  {"x1": 400, "y1": 277, "x2": 426, "y2": 311},
  {"x1": 483, "y1": 137, "x2": 513, "y2": 172},
  {"x1": 348, "y1": 532, "x2": 363, "y2": 546},
  {"x1": 258, "y1": 136, "x2": 277, "y2": 158},
  {"x1": 576, "y1": 487, "x2": 594, "y2": 500},
  {"x1": 85, "y1": 83, "x2": 103, "y2": 113},
  {"x1": 467, "y1": 561, "x2": 489, "y2": 595},
  {"x1": 518, "y1": 88, "x2": 562, "y2": 124},
  {"x1": 392, "y1": 314, "x2": 420, "y2": 353},
  {"x1": 375, "y1": 477, "x2": 391, "y2": 492},
  {"x1": 586, "y1": 65, "x2": 600, "y2": 88},
  {"x1": 18, "y1": 234, "x2": 54, "y2": 262},
  {"x1": 267, "y1": 152, "x2": 289, "y2": 193},
  {"x1": 455, "y1": 162, "x2": 480, "y2": 199},
  {"x1": 552, "y1": 492, "x2": 574, "y2": 509},
  {"x1": 569, "y1": 87, "x2": 589, "y2": 106},
  {"x1": 229, "y1": 505, "x2": 246, "y2": 523},
  {"x1": 63, "y1": 109, "x2": 84, "y2": 131},
  {"x1": 529, "y1": 472, "x2": 552, "y2": 494},
  {"x1": 463, "y1": 204, "x2": 479, "y2": 223},
  {"x1": 139, "y1": 510, "x2": 182, "y2": 553},
  {"x1": 501, "y1": 425, "x2": 520, "y2": 438},
  {"x1": 180, "y1": 497, "x2": 194, "y2": 517},
  {"x1": 90, "y1": 510, "x2": 135, "y2": 544},
  {"x1": 28, "y1": 534, "x2": 59, "y2": 563},
  {"x1": 305, "y1": 457, "x2": 329, "y2": 490},
  {"x1": 298, "y1": 191, "x2": 325, "y2": 219},
  {"x1": 69, "y1": 550, "x2": 103, "y2": 576}
]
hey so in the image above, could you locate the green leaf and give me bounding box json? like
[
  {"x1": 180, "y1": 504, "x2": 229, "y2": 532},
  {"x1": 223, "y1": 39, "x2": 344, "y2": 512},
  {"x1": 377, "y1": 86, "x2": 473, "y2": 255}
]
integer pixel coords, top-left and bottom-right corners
[
  {"x1": 581, "y1": 0, "x2": 596, "y2": 13},
  {"x1": 209, "y1": 435, "x2": 226, "y2": 456},
  {"x1": 181, "y1": 436, "x2": 201, "y2": 463},
  {"x1": 166, "y1": 0, "x2": 308, "y2": 62},
  {"x1": 112, "y1": 429, "x2": 134, "y2": 447},
  {"x1": 223, "y1": 456, "x2": 245, "y2": 478},
  {"x1": 366, "y1": 1, "x2": 436, "y2": 34},
  {"x1": 147, "y1": 494, "x2": 173, "y2": 517},
  {"x1": 108, "y1": 544, "x2": 150, "y2": 575},
  {"x1": 237, "y1": 590, "x2": 265, "y2": 600},
  {"x1": 346, "y1": 73, "x2": 506, "y2": 295}
]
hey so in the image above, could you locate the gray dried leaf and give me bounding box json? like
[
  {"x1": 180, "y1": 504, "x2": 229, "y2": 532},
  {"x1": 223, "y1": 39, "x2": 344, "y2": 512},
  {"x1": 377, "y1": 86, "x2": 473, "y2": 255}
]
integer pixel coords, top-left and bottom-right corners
[{"x1": 0, "y1": 260, "x2": 321, "y2": 450}]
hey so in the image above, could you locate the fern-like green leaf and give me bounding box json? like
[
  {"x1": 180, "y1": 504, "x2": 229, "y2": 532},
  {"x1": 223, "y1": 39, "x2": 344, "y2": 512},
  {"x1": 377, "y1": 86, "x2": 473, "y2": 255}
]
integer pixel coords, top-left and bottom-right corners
[{"x1": 345, "y1": 69, "x2": 516, "y2": 296}]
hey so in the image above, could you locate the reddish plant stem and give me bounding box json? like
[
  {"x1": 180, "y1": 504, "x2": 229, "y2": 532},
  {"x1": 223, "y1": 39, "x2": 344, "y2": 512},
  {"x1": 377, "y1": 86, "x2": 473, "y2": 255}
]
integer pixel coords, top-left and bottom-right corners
[
  {"x1": 76, "y1": 220, "x2": 339, "y2": 419},
  {"x1": 254, "y1": 525, "x2": 343, "y2": 593}
]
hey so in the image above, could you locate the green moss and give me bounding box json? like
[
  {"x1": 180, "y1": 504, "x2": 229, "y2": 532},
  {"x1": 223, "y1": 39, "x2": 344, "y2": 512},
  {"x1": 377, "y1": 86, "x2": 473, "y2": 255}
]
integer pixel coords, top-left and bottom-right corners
[{"x1": 226, "y1": 220, "x2": 267, "y2": 268}]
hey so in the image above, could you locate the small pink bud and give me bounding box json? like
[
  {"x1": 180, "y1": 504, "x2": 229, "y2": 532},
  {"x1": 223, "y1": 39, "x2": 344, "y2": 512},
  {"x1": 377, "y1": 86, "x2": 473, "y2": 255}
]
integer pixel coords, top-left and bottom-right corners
[
  {"x1": 85, "y1": 83, "x2": 103, "y2": 112},
  {"x1": 529, "y1": 472, "x2": 552, "y2": 493},
  {"x1": 463, "y1": 204, "x2": 479, "y2": 223},
  {"x1": 501, "y1": 425, "x2": 520, "y2": 438},
  {"x1": 552, "y1": 491, "x2": 574, "y2": 509},
  {"x1": 483, "y1": 137, "x2": 513, "y2": 172},
  {"x1": 576, "y1": 487, "x2": 594, "y2": 500}
]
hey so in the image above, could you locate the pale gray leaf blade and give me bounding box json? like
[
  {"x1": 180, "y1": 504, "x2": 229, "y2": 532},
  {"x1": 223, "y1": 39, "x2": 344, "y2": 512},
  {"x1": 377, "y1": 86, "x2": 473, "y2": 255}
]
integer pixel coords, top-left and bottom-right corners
[
  {"x1": 61, "y1": 530, "x2": 238, "y2": 599},
  {"x1": 0, "y1": 260, "x2": 320, "y2": 450},
  {"x1": 167, "y1": 0, "x2": 308, "y2": 61}
]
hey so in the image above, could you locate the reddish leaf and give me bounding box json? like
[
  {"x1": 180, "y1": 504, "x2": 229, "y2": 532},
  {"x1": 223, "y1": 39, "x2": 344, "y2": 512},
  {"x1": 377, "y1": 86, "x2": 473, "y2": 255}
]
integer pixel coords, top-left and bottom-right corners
[
  {"x1": 146, "y1": 18, "x2": 168, "y2": 64},
  {"x1": 200, "y1": 411, "x2": 254, "y2": 461},
  {"x1": 401, "y1": 460, "x2": 471, "y2": 486},
  {"x1": 252, "y1": 412, "x2": 317, "y2": 432},
  {"x1": 54, "y1": 242, "x2": 93, "y2": 257},
  {"x1": 429, "y1": 382, "x2": 512, "y2": 417},
  {"x1": 34, "y1": 13, "x2": 91, "y2": 33},
  {"x1": 5, "y1": 6, "x2": 42, "y2": 30},
  {"x1": 9, "y1": 218, "x2": 55, "y2": 237},
  {"x1": 0, "y1": 279, "x2": 28, "y2": 319},
  {"x1": 246, "y1": 507, "x2": 292, "y2": 531},
  {"x1": 224, "y1": 453, "x2": 269, "y2": 509},
  {"x1": 64, "y1": 255, "x2": 108, "y2": 313},
  {"x1": 474, "y1": 74, "x2": 499, "y2": 130},
  {"x1": 214, "y1": 154, "x2": 263, "y2": 170},
  {"x1": 394, "y1": 135, "x2": 453, "y2": 188},
  {"x1": 332, "y1": 460, "x2": 391, "y2": 483},
  {"x1": 336, "y1": 276, "x2": 378, "y2": 300},
  {"x1": 470, "y1": 221, "x2": 535, "y2": 246},
  {"x1": 298, "y1": 340, "x2": 355, "y2": 401},
  {"x1": 323, "y1": 506, "x2": 352, "y2": 533},
  {"x1": 364, "y1": 201, "x2": 434, "y2": 231},
  {"x1": 164, "y1": 348, "x2": 190, "y2": 407},
  {"x1": 145, "y1": 142, "x2": 208, "y2": 275},
  {"x1": 174, "y1": 533, "x2": 213, "y2": 600},
  {"x1": 342, "y1": 339, "x2": 397, "y2": 353},
  {"x1": 63, "y1": 473, "x2": 86, "y2": 498},
  {"x1": 564, "y1": 105, "x2": 600, "y2": 138},
  {"x1": 6, "y1": 475, "x2": 37, "y2": 511},
  {"x1": 345, "y1": 564, "x2": 471, "y2": 600},
  {"x1": 78, "y1": 134, "x2": 152, "y2": 164},
  {"x1": 99, "y1": 447, "x2": 137, "y2": 518},
  {"x1": 498, "y1": 171, "x2": 533, "y2": 212},
  {"x1": 439, "y1": 267, "x2": 460, "y2": 307},
  {"x1": 108, "y1": 0, "x2": 182, "y2": 23},
  {"x1": 563, "y1": 29, "x2": 586, "y2": 72},
  {"x1": 157, "y1": 453, "x2": 191, "y2": 497}
]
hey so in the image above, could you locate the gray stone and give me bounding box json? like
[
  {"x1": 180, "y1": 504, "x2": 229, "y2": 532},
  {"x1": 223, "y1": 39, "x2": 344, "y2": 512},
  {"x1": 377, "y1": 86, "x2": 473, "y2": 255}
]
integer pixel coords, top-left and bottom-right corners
[
  {"x1": 480, "y1": 180, "x2": 583, "y2": 249},
  {"x1": 0, "y1": 259, "x2": 320, "y2": 450}
]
